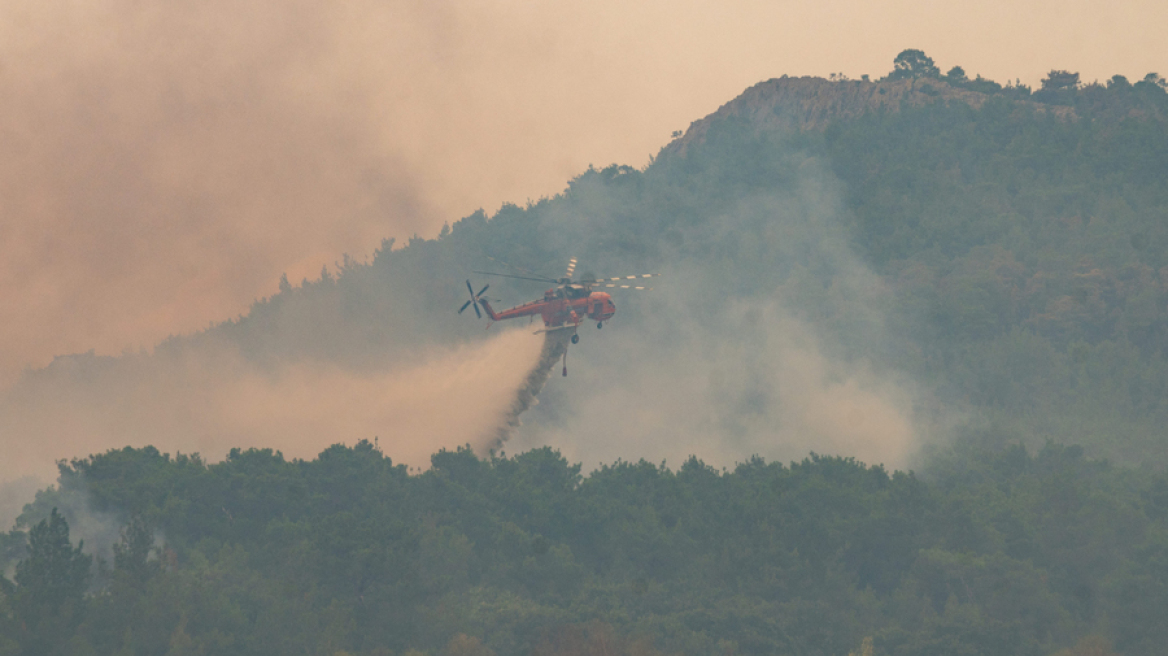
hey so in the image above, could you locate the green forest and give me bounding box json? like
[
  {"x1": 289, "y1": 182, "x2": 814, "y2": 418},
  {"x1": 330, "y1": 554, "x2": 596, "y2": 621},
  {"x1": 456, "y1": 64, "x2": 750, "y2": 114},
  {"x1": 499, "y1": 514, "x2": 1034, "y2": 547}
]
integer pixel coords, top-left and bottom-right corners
[
  {"x1": 3, "y1": 441, "x2": 1168, "y2": 655},
  {"x1": 4, "y1": 52, "x2": 1168, "y2": 654}
]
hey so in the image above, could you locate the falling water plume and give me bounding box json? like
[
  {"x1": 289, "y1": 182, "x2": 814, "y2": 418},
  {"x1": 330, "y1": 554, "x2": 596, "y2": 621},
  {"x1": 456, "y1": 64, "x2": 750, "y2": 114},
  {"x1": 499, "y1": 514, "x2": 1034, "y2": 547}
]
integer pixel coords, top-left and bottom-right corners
[{"x1": 486, "y1": 331, "x2": 571, "y2": 451}]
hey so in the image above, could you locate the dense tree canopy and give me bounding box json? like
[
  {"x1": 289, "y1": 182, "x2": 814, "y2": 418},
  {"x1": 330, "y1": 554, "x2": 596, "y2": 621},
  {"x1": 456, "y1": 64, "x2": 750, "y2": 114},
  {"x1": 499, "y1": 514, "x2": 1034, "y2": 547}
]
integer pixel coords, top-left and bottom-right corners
[{"x1": 0, "y1": 442, "x2": 1164, "y2": 655}]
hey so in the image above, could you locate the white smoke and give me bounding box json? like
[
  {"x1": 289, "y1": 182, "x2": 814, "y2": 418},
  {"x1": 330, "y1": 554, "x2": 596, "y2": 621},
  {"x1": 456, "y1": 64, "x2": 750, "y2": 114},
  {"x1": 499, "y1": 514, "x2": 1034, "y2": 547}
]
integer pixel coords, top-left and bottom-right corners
[
  {"x1": 508, "y1": 169, "x2": 927, "y2": 471},
  {"x1": 510, "y1": 302, "x2": 918, "y2": 471},
  {"x1": 0, "y1": 327, "x2": 546, "y2": 482}
]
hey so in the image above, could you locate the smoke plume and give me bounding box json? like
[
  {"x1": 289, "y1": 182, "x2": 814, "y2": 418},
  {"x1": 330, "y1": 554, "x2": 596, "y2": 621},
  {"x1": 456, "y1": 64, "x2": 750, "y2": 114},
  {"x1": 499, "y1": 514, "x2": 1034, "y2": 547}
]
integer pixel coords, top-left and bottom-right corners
[
  {"x1": 1, "y1": 151, "x2": 927, "y2": 496},
  {"x1": 0, "y1": 477, "x2": 41, "y2": 534},
  {"x1": 507, "y1": 168, "x2": 925, "y2": 471},
  {"x1": 510, "y1": 302, "x2": 919, "y2": 471},
  {"x1": 0, "y1": 327, "x2": 545, "y2": 483}
]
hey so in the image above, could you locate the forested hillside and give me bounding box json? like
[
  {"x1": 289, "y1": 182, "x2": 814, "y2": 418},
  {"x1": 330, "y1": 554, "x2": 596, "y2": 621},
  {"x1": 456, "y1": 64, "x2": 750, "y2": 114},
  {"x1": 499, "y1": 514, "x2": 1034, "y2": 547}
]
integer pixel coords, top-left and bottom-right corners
[
  {"x1": 823, "y1": 73, "x2": 1168, "y2": 460},
  {"x1": 10, "y1": 54, "x2": 1167, "y2": 469},
  {"x1": 15, "y1": 59, "x2": 1168, "y2": 470},
  {"x1": 4, "y1": 53, "x2": 1168, "y2": 655}
]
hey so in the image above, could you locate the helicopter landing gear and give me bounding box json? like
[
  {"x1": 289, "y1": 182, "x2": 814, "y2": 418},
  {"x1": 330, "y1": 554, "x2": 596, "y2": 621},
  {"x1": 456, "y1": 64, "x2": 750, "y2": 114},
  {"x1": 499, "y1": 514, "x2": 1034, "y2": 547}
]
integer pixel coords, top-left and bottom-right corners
[
  {"x1": 571, "y1": 333, "x2": 580, "y2": 345},
  {"x1": 597, "y1": 322, "x2": 603, "y2": 329}
]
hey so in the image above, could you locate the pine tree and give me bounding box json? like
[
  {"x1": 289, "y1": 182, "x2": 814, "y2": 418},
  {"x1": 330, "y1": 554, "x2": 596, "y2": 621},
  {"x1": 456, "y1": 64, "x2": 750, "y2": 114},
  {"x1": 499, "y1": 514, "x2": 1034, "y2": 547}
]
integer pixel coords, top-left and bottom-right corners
[{"x1": 14, "y1": 508, "x2": 91, "y2": 614}]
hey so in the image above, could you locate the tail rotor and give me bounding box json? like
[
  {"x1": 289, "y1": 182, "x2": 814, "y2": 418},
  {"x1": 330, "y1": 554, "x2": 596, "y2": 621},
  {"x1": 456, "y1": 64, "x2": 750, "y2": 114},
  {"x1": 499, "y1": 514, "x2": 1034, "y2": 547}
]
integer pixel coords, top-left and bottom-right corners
[{"x1": 458, "y1": 280, "x2": 490, "y2": 318}]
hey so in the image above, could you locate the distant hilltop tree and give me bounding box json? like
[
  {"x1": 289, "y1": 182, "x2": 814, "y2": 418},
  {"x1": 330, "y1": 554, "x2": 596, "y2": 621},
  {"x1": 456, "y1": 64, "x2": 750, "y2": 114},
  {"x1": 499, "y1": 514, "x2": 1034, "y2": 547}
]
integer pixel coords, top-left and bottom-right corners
[
  {"x1": 1137, "y1": 72, "x2": 1167, "y2": 93},
  {"x1": 1041, "y1": 69, "x2": 1080, "y2": 91},
  {"x1": 1108, "y1": 74, "x2": 1132, "y2": 90},
  {"x1": 945, "y1": 66, "x2": 968, "y2": 83},
  {"x1": 887, "y1": 49, "x2": 940, "y2": 80}
]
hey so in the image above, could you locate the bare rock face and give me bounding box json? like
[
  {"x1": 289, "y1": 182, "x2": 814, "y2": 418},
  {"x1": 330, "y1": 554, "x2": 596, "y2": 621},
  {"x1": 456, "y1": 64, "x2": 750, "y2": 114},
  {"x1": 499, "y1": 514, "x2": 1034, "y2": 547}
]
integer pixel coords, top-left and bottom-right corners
[{"x1": 660, "y1": 76, "x2": 1075, "y2": 158}]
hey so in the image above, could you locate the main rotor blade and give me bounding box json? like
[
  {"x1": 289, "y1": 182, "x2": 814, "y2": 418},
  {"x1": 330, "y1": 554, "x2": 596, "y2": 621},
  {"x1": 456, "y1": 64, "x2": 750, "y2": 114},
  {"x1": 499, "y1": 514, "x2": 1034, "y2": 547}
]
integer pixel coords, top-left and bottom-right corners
[
  {"x1": 485, "y1": 256, "x2": 547, "y2": 279},
  {"x1": 458, "y1": 300, "x2": 473, "y2": 314},
  {"x1": 591, "y1": 274, "x2": 660, "y2": 282},
  {"x1": 471, "y1": 271, "x2": 559, "y2": 283},
  {"x1": 477, "y1": 283, "x2": 490, "y2": 297},
  {"x1": 473, "y1": 301, "x2": 482, "y2": 318},
  {"x1": 602, "y1": 284, "x2": 653, "y2": 290},
  {"x1": 466, "y1": 279, "x2": 475, "y2": 296}
]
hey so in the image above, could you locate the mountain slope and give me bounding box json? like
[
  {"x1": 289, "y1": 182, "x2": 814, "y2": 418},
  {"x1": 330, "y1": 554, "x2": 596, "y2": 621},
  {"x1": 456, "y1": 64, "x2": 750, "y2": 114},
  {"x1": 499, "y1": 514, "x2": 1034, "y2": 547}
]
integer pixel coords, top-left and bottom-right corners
[{"x1": 5, "y1": 71, "x2": 1168, "y2": 469}]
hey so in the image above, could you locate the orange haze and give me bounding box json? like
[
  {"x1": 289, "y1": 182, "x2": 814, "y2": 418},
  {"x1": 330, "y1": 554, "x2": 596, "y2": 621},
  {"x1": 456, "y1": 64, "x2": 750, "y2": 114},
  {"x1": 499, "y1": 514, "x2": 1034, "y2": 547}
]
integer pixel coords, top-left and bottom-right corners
[{"x1": 1, "y1": 0, "x2": 1164, "y2": 389}]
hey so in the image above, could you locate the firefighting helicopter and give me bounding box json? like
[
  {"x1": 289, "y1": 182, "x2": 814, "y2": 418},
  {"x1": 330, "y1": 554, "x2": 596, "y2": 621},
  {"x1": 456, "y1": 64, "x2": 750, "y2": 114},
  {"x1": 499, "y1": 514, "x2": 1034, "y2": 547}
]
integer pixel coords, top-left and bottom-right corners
[{"x1": 459, "y1": 257, "x2": 658, "y2": 376}]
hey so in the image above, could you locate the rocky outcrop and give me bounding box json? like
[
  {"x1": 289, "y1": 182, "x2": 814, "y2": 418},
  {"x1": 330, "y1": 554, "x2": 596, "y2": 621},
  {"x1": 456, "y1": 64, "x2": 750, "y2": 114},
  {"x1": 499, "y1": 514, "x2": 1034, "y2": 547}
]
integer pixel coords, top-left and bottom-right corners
[{"x1": 660, "y1": 76, "x2": 1076, "y2": 158}]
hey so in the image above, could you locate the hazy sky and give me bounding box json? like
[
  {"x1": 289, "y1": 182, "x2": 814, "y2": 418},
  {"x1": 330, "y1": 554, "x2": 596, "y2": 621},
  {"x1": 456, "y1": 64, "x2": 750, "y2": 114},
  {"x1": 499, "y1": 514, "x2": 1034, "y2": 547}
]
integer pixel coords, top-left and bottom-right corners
[{"x1": 1, "y1": 0, "x2": 1164, "y2": 388}]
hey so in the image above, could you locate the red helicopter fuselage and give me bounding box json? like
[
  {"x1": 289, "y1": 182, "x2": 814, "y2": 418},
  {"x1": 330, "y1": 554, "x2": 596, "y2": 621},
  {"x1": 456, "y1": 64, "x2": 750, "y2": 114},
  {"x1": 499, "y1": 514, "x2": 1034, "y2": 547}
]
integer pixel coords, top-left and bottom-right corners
[
  {"x1": 460, "y1": 261, "x2": 655, "y2": 376},
  {"x1": 479, "y1": 285, "x2": 616, "y2": 328}
]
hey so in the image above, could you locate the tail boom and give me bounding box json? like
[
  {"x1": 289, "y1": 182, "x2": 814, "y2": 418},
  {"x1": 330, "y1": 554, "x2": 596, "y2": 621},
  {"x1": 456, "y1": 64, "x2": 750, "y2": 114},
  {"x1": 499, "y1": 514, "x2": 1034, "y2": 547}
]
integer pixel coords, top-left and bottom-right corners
[{"x1": 477, "y1": 299, "x2": 502, "y2": 321}]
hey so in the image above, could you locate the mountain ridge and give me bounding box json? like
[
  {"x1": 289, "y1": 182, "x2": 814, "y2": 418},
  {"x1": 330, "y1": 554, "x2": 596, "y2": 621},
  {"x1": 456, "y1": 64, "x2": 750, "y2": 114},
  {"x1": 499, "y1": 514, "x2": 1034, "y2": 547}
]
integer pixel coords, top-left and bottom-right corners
[{"x1": 661, "y1": 75, "x2": 1077, "y2": 159}]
